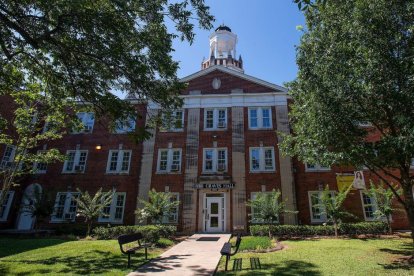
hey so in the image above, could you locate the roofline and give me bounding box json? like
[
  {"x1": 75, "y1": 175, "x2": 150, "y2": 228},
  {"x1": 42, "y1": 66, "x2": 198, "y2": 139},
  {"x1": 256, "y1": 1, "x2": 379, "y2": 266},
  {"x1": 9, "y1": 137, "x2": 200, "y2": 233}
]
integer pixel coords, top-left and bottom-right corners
[{"x1": 180, "y1": 65, "x2": 288, "y2": 93}]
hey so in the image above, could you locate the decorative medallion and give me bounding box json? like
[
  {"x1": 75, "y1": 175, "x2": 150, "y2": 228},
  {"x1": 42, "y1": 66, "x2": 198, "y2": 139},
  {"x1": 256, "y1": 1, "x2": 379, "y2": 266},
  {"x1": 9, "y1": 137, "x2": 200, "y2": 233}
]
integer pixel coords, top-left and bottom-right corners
[{"x1": 212, "y1": 77, "x2": 221, "y2": 90}]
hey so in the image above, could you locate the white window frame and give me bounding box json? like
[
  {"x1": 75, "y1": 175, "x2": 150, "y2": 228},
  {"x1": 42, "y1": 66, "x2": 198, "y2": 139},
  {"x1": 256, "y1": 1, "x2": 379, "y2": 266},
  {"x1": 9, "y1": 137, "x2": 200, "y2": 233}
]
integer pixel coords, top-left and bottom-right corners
[
  {"x1": 33, "y1": 150, "x2": 47, "y2": 174},
  {"x1": 162, "y1": 193, "x2": 180, "y2": 224},
  {"x1": 249, "y1": 147, "x2": 276, "y2": 172},
  {"x1": 359, "y1": 191, "x2": 386, "y2": 222},
  {"x1": 156, "y1": 148, "x2": 182, "y2": 173},
  {"x1": 98, "y1": 192, "x2": 126, "y2": 224},
  {"x1": 202, "y1": 148, "x2": 228, "y2": 173},
  {"x1": 248, "y1": 107, "x2": 273, "y2": 129},
  {"x1": 0, "y1": 191, "x2": 14, "y2": 222},
  {"x1": 305, "y1": 163, "x2": 331, "y2": 172},
  {"x1": 0, "y1": 145, "x2": 16, "y2": 169},
  {"x1": 114, "y1": 117, "x2": 136, "y2": 134},
  {"x1": 62, "y1": 150, "x2": 88, "y2": 173},
  {"x1": 308, "y1": 191, "x2": 335, "y2": 223},
  {"x1": 72, "y1": 112, "x2": 95, "y2": 134},
  {"x1": 204, "y1": 108, "x2": 227, "y2": 130},
  {"x1": 161, "y1": 110, "x2": 184, "y2": 132},
  {"x1": 250, "y1": 192, "x2": 279, "y2": 224},
  {"x1": 51, "y1": 192, "x2": 79, "y2": 222},
  {"x1": 106, "y1": 150, "x2": 132, "y2": 174}
]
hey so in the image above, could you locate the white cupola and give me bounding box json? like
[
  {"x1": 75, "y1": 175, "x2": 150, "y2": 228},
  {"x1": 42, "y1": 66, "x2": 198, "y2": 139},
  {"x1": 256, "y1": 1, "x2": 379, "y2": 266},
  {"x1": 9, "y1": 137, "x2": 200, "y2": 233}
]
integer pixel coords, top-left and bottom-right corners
[{"x1": 201, "y1": 25, "x2": 244, "y2": 73}]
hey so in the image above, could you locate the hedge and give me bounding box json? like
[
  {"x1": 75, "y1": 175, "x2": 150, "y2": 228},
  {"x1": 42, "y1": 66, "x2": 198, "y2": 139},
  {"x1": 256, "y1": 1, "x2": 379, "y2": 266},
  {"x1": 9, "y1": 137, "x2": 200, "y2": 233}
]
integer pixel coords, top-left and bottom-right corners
[
  {"x1": 250, "y1": 222, "x2": 388, "y2": 237},
  {"x1": 92, "y1": 225, "x2": 176, "y2": 243}
]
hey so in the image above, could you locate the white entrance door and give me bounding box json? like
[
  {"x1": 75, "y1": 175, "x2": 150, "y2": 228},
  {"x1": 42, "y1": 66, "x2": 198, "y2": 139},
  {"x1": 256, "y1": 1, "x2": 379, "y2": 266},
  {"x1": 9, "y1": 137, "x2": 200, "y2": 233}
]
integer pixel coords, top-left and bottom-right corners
[
  {"x1": 17, "y1": 184, "x2": 41, "y2": 230},
  {"x1": 205, "y1": 197, "x2": 223, "y2": 232}
]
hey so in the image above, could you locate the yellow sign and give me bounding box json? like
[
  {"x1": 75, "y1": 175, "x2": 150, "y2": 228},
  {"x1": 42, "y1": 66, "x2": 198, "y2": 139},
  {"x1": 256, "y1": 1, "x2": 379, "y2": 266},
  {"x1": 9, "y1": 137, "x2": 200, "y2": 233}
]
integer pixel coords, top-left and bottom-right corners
[{"x1": 336, "y1": 174, "x2": 354, "y2": 192}]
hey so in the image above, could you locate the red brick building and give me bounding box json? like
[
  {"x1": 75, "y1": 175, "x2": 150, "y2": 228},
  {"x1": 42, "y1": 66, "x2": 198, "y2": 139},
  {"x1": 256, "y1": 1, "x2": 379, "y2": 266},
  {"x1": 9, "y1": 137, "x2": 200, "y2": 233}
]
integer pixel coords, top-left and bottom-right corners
[{"x1": 0, "y1": 26, "x2": 409, "y2": 233}]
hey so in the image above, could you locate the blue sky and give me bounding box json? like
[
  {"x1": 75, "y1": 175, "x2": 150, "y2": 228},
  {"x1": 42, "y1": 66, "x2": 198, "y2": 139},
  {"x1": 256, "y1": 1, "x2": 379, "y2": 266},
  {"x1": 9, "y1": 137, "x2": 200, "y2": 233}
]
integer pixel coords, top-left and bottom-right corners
[{"x1": 169, "y1": 0, "x2": 305, "y2": 87}]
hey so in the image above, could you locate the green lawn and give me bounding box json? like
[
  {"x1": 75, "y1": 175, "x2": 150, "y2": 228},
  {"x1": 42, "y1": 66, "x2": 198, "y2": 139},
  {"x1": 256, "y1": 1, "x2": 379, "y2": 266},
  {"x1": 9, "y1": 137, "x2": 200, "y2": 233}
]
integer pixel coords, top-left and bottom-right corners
[
  {"x1": 0, "y1": 238, "x2": 170, "y2": 275},
  {"x1": 217, "y1": 238, "x2": 414, "y2": 275}
]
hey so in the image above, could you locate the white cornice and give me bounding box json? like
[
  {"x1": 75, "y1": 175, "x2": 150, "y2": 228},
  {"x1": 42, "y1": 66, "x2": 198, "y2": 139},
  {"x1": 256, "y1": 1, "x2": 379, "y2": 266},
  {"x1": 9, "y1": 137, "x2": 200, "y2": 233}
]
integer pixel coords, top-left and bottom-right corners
[
  {"x1": 180, "y1": 65, "x2": 288, "y2": 93},
  {"x1": 148, "y1": 92, "x2": 289, "y2": 109}
]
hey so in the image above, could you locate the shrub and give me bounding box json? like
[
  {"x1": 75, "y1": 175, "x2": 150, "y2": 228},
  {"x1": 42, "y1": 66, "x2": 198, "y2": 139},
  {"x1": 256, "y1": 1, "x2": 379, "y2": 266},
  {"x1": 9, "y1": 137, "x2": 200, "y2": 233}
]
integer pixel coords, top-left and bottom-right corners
[
  {"x1": 92, "y1": 225, "x2": 176, "y2": 243},
  {"x1": 250, "y1": 222, "x2": 388, "y2": 238},
  {"x1": 54, "y1": 224, "x2": 88, "y2": 236}
]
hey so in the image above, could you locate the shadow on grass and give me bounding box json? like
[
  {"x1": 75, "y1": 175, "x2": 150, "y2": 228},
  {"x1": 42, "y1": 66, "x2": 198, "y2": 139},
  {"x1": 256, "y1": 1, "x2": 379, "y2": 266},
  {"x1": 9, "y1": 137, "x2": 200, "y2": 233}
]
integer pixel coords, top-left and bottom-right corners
[
  {"x1": 0, "y1": 238, "x2": 68, "y2": 258},
  {"x1": 217, "y1": 260, "x2": 321, "y2": 275},
  {"x1": 0, "y1": 249, "x2": 148, "y2": 274},
  {"x1": 379, "y1": 242, "x2": 414, "y2": 271}
]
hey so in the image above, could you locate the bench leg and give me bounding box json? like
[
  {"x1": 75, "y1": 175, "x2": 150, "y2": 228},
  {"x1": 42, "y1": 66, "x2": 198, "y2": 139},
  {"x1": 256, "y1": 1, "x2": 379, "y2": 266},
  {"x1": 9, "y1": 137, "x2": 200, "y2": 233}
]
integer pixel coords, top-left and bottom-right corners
[
  {"x1": 225, "y1": 255, "x2": 229, "y2": 271},
  {"x1": 128, "y1": 253, "x2": 131, "y2": 268}
]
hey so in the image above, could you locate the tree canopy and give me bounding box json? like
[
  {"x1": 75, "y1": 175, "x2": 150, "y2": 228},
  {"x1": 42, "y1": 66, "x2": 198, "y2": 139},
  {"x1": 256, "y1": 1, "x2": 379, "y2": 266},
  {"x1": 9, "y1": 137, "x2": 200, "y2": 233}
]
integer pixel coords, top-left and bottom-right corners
[
  {"x1": 283, "y1": 0, "x2": 414, "y2": 243},
  {"x1": 0, "y1": 0, "x2": 214, "y2": 120}
]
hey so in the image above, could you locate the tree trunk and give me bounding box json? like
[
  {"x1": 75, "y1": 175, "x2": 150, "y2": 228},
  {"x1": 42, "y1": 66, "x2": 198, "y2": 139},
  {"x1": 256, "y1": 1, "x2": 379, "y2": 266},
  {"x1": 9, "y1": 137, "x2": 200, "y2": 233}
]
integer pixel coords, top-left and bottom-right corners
[
  {"x1": 400, "y1": 177, "x2": 414, "y2": 254},
  {"x1": 87, "y1": 221, "x2": 92, "y2": 237},
  {"x1": 386, "y1": 216, "x2": 392, "y2": 235},
  {"x1": 333, "y1": 219, "x2": 338, "y2": 238}
]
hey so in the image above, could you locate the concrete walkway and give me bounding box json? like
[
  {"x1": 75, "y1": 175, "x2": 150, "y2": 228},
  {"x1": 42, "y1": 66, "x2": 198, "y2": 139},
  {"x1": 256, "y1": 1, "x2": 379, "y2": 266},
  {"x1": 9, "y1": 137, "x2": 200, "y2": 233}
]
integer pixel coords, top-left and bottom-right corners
[{"x1": 128, "y1": 233, "x2": 231, "y2": 276}]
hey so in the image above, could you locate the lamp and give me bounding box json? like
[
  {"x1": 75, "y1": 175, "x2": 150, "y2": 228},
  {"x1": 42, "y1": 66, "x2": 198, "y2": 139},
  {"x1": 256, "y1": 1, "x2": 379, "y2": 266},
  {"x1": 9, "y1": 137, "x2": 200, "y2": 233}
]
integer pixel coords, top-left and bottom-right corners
[{"x1": 95, "y1": 144, "x2": 102, "y2": 150}]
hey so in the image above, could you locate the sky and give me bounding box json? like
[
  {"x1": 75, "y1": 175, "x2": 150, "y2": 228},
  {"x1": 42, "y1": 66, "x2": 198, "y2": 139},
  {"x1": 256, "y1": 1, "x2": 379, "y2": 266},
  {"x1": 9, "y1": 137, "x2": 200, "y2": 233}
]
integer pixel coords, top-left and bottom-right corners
[{"x1": 169, "y1": 0, "x2": 305, "y2": 87}]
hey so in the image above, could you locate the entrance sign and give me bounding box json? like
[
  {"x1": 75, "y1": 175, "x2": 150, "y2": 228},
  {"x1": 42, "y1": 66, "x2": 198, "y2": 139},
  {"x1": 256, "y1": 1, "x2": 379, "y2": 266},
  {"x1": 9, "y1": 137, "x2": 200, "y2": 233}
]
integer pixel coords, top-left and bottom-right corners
[
  {"x1": 336, "y1": 174, "x2": 354, "y2": 192},
  {"x1": 193, "y1": 183, "x2": 235, "y2": 189},
  {"x1": 353, "y1": 171, "x2": 366, "y2": 189}
]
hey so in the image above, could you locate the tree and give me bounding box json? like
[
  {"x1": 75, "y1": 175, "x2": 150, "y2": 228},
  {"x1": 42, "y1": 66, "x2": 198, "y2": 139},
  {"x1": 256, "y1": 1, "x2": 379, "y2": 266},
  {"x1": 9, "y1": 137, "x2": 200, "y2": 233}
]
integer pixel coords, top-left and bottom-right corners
[
  {"x1": 74, "y1": 188, "x2": 113, "y2": 237},
  {"x1": 0, "y1": 0, "x2": 213, "y2": 119},
  {"x1": 246, "y1": 189, "x2": 297, "y2": 238},
  {"x1": 0, "y1": 0, "x2": 214, "y2": 205},
  {"x1": 0, "y1": 80, "x2": 69, "y2": 208},
  {"x1": 281, "y1": 1, "x2": 414, "y2": 247},
  {"x1": 317, "y1": 184, "x2": 354, "y2": 237},
  {"x1": 368, "y1": 181, "x2": 402, "y2": 234},
  {"x1": 135, "y1": 189, "x2": 179, "y2": 224}
]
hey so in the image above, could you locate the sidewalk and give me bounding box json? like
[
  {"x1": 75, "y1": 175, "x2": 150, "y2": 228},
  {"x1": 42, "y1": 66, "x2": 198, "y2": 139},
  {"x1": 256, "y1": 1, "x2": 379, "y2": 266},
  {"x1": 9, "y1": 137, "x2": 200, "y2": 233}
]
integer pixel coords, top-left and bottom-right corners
[{"x1": 128, "y1": 233, "x2": 231, "y2": 276}]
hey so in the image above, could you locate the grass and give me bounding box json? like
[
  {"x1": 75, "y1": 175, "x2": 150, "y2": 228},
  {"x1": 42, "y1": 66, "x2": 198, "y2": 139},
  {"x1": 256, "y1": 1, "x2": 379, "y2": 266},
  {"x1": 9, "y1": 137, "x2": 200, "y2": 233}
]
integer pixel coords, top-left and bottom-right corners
[
  {"x1": 230, "y1": 236, "x2": 273, "y2": 252},
  {"x1": 0, "y1": 237, "x2": 171, "y2": 275},
  {"x1": 217, "y1": 237, "x2": 414, "y2": 275}
]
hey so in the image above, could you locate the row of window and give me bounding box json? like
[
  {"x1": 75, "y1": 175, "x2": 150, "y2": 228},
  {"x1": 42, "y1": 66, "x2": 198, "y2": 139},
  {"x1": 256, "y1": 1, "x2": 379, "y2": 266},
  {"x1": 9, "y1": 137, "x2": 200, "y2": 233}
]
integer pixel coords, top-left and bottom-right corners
[
  {"x1": 1, "y1": 145, "x2": 333, "y2": 175},
  {"x1": 66, "y1": 107, "x2": 274, "y2": 135},
  {"x1": 163, "y1": 107, "x2": 273, "y2": 131},
  {"x1": 0, "y1": 190, "x2": 385, "y2": 224},
  {"x1": 309, "y1": 190, "x2": 380, "y2": 222},
  {"x1": 251, "y1": 190, "x2": 382, "y2": 223},
  {"x1": 0, "y1": 191, "x2": 179, "y2": 224},
  {"x1": 157, "y1": 147, "x2": 276, "y2": 174}
]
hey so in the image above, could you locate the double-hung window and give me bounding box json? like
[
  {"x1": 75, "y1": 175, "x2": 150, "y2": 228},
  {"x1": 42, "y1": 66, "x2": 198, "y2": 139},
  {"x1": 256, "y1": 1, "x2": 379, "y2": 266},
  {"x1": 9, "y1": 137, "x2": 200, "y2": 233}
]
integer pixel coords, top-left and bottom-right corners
[
  {"x1": 248, "y1": 107, "x2": 272, "y2": 129},
  {"x1": 114, "y1": 117, "x2": 136, "y2": 134},
  {"x1": 249, "y1": 147, "x2": 275, "y2": 172},
  {"x1": 0, "y1": 145, "x2": 16, "y2": 169},
  {"x1": 62, "y1": 150, "x2": 88, "y2": 173},
  {"x1": 72, "y1": 112, "x2": 95, "y2": 134},
  {"x1": 0, "y1": 191, "x2": 14, "y2": 221},
  {"x1": 51, "y1": 192, "x2": 79, "y2": 222},
  {"x1": 162, "y1": 193, "x2": 180, "y2": 224},
  {"x1": 98, "y1": 192, "x2": 126, "y2": 223},
  {"x1": 360, "y1": 192, "x2": 380, "y2": 221},
  {"x1": 305, "y1": 163, "x2": 331, "y2": 172},
  {"x1": 157, "y1": 149, "x2": 182, "y2": 173},
  {"x1": 204, "y1": 108, "x2": 227, "y2": 130},
  {"x1": 250, "y1": 192, "x2": 279, "y2": 224},
  {"x1": 33, "y1": 150, "x2": 47, "y2": 174},
  {"x1": 161, "y1": 110, "x2": 184, "y2": 131},
  {"x1": 308, "y1": 191, "x2": 335, "y2": 223},
  {"x1": 106, "y1": 150, "x2": 132, "y2": 174},
  {"x1": 203, "y1": 148, "x2": 227, "y2": 173}
]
